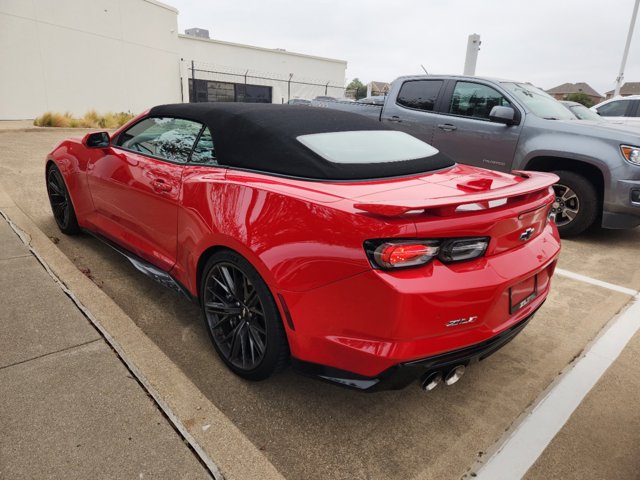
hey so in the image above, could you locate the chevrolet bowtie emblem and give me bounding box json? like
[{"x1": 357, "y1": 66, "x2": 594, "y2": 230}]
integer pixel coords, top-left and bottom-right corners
[{"x1": 519, "y1": 227, "x2": 535, "y2": 241}]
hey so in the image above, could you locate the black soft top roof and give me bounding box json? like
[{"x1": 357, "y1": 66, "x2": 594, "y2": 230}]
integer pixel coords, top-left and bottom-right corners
[{"x1": 148, "y1": 103, "x2": 454, "y2": 180}]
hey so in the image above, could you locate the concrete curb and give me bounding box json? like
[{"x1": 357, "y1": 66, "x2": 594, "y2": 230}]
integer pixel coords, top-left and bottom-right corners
[{"x1": 0, "y1": 190, "x2": 285, "y2": 480}]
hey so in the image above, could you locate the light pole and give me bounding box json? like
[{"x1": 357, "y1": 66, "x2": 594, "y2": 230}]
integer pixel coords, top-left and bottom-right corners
[
  {"x1": 463, "y1": 34, "x2": 481, "y2": 76},
  {"x1": 614, "y1": 0, "x2": 640, "y2": 97}
]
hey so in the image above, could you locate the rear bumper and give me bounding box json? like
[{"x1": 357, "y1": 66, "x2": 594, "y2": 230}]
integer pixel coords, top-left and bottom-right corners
[
  {"x1": 291, "y1": 305, "x2": 539, "y2": 391},
  {"x1": 280, "y1": 223, "x2": 560, "y2": 378}
]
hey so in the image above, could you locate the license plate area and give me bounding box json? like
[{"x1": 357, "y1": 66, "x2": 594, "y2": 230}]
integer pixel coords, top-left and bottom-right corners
[{"x1": 509, "y1": 274, "x2": 538, "y2": 314}]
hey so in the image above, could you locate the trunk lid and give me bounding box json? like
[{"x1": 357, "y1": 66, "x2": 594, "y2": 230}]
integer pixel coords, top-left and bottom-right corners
[{"x1": 350, "y1": 165, "x2": 558, "y2": 255}]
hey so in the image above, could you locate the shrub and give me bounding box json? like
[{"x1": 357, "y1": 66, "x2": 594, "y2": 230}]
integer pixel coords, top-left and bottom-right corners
[
  {"x1": 33, "y1": 112, "x2": 71, "y2": 127},
  {"x1": 34, "y1": 110, "x2": 135, "y2": 128},
  {"x1": 564, "y1": 93, "x2": 595, "y2": 108}
]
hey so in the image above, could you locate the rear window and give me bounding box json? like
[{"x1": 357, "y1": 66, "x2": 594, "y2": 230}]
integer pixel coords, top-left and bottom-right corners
[
  {"x1": 297, "y1": 130, "x2": 439, "y2": 164},
  {"x1": 396, "y1": 80, "x2": 444, "y2": 111}
]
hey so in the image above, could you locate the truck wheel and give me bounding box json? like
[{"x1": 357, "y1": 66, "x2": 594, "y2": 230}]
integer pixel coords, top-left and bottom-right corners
[{"x1": 551, "y1": 170, "x2": 598, "y2": 236}]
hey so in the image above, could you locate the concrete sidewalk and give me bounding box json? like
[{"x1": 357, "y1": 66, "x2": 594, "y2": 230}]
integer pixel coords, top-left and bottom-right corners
[{"x1": 0, "y1": 215, "x2": 212, "y2": 479}]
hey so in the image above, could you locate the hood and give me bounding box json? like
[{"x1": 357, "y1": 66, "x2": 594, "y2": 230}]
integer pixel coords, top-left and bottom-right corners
[{"x1": 546, "y1": 118, "x2": 640, "y2": 142}]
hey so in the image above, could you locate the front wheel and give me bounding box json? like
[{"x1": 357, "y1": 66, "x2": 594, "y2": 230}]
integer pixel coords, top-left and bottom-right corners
[
  {"x1": 46, "y1": 163, "x2": 80, "y2": 235},
  {"x1": 551, "y1": 170, "x2": 598, "y2": 237},
  {"x1": 200, "y1": 250, "x2": 289, "y2": 381}
]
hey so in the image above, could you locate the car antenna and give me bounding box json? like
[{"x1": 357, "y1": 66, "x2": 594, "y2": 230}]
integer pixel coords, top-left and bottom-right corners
[{"x1": 420, "y1": 65, "x2": 429, "y2": 74}]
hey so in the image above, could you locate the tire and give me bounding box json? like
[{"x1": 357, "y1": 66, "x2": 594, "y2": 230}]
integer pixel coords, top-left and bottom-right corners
[
  {"x1": 46, "y1": 163, "x2": 80, "y2": 235},
  {"x1": 551, "y1": 170, "x2": 598, "y2": 237},
  {"x1": 200, "y1": 250, "x2": 289, "y2": 381}
]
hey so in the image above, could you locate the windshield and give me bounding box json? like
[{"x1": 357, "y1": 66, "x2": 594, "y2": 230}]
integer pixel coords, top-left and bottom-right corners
[
  {"x1": 569, "y1": 104, "x2": 602, "y2": 121},
  {"x1": 297, "y1": 130, "x2": 439, "y2": 164},
  {"x1": 502, "y1": 82, "x2": 577, "y2": 120}
]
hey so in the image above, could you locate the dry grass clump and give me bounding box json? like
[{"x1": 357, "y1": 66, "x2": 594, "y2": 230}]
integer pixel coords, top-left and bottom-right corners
[{"x1": 34, "y1": 110, "x2": 135, "y2": 128}]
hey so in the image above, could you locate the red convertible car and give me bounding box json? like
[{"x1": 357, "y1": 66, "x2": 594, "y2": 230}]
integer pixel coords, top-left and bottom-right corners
[{"x1": 46, "y1": 104, "x2": 560, "y2": 391}]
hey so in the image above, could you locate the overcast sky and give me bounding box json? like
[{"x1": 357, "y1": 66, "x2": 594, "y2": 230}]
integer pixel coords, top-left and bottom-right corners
[{"x1": 168, "y1": 0, "x2": 639, "y2": 96}]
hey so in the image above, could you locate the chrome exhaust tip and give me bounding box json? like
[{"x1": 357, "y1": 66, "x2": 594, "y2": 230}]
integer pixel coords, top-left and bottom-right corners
[
  {"x1": 444, "y1": 365, "x2": 466, "y2": 386},
  {"x1": 420, "y1": 371, "x2": 443, "y2": 391}
]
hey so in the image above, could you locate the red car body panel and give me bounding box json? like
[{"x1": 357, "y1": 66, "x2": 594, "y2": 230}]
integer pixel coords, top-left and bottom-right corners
[
  {"x1": 47, "y1": 109, "x2": 561, "y2": 387},
  {"x1": 84, "y1": 149, "x2": 183, "y2": 271},
  {"x1": 281, "y1": 231, "x2": 556, "y2": 376}
]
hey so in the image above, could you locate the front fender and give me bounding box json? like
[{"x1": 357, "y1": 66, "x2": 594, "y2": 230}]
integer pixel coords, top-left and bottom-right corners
[
  {"x1": 515, "y1": 127, "x2": 615, "y2": 189},
  {"x1": 46, "y1": 139, "x2": 95, "y2": 224}
]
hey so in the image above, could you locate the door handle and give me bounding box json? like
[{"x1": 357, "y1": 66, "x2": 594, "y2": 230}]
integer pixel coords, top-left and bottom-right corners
[
  {"x1": 151, "y1": 179, "x2": 172, "y2": 193},
  {"x1": 388, "y1": 116, "x2": 403, "y2": 123},
  {"x1": 437, "y1": 123, "x2": 457, "y2": 132}
]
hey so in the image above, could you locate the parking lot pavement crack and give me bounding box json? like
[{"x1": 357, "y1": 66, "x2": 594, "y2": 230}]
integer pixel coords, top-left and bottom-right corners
[
  {"x1": 0, "y1": 338, "x2": 102, "y2": 372},
  {"x1": 0, "y1": 252, "x2": 31, "y2": 261}
]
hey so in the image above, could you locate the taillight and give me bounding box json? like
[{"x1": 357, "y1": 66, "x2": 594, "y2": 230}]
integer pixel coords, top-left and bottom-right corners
[
  {"x1": 364, "y1": 237, "x2": 489, "y2": 270},
  {"x1": 372, "y1": 241, "x2": 440, "y2": 269},
  {"x1": 439, "y1": 238, "x2": 489, "y2": 262}
]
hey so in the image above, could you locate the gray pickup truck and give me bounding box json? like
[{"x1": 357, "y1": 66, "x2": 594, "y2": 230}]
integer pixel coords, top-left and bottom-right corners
[{"x1": 311, "y1": 75, "x2": 640, "y2": 235}]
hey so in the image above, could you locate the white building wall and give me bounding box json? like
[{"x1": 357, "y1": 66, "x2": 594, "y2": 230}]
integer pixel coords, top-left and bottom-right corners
[
  {"x1": 0, "y1": 0, "x2": 181, "y2": 119},
  {"x1": 178, "y1": 35, "x2": 347, "y2": 103},
  {"x1": 0, "y1": 0, "x2": 347, "y2": 119}
]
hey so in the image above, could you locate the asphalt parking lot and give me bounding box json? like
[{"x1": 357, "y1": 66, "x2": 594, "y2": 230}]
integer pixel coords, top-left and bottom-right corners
[{"x1": 1, "y1": 127, "x2": 639, "y2": 479}]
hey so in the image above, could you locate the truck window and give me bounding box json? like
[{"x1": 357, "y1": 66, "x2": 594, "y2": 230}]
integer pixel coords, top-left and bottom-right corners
[
  {"x1": 396, "y1": 80, "x2": 443, "y2": 112},
  {"x1": 449, "y1": 82, "x2": 510, "y2": 120}
]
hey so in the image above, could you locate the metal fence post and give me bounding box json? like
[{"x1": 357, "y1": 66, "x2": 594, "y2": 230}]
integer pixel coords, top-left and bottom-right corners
[
  {"x1": 325, "y1": 82, "x2": 330, "y2": 95},
  {"x1": 288, "y1": 73, "x2": 293, "y2": 103},
  {"x1": 191, "y1": 60, "x2": 195, "y2": 102}
]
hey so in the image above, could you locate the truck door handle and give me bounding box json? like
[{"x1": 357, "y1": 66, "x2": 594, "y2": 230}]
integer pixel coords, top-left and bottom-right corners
[
  {"x1": 437, "y1": 123, "x2": 457, "y2": 132},
  {"x1": 389, "y1": 116, "x2": 403, "y2": 123},
  {"x1": 151, "y1": 179, "x2": 171, "y2": 193}
]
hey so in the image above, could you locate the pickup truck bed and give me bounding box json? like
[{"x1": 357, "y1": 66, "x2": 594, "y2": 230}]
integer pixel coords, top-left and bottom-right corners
[{"x1": 310, "y1": 99, "x2": 382, "y2": 120}]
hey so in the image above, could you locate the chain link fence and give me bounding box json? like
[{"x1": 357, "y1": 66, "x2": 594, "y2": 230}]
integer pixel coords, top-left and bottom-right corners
[{"x1": 186, "y1": 60, "x2": 347, "y2": 104}]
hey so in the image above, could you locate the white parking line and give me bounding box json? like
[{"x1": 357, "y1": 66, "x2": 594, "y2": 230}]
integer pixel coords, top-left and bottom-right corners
[
  {"x1": 471, "y1": 269, "x2": 640, "y2": 480},
  {"x1": 555, "y1": 268, "x2": 639, "y2": 296}
]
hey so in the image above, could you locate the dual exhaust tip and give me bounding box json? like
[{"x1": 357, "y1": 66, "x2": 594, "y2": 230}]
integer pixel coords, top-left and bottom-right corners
[{"x1": 420, "y1": 365, "x2": 466, "y2": 391}]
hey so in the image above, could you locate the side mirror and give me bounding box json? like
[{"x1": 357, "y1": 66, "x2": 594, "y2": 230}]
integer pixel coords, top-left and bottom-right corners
[
  {"x1": 83, "y1": 131, "x2": 110, "y2": 148},
  {"x1": 489, "y1": 106, "x2": 516, "y2": 125}
]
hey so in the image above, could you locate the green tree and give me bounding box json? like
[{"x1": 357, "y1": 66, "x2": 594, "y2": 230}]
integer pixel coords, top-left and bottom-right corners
[
  {"x1": 346, "y1": 78, "x2": 368, "y2": 100},
  {"x1": 565, "y1": 92, "x2": 595, "y2": 108}
]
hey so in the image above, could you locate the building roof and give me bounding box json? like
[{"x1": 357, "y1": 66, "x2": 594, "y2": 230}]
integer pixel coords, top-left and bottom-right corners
[
  {"x1": 145, "y1": 103, "x2": 453, "y2": 180},
  {"x1": 605, "y1": 82, "x2": 640, "y2": 95},
  {"x1": 369, "y1": 81, "x2": 391, "y2": 92},
  {"x1": 546, "y1": 82, "x2": 603, "y2": 98}
]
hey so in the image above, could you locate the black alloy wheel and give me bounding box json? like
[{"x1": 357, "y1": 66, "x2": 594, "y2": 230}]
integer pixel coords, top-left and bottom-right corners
[
  {"x1": 46, "y1": 164, "x2": 80, "y2": 234},
  {"x1": 551, "y1": 170, "x2": 598, "y2": 237},
  {"x1": 201, "y1": 251, "x2": 289, "y2": 380}
]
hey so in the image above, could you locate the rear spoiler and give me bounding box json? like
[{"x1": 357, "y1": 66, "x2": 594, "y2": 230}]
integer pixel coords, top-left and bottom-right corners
[{"x1": 353, "y1": 171, "x2": 559, "y2": 217}]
